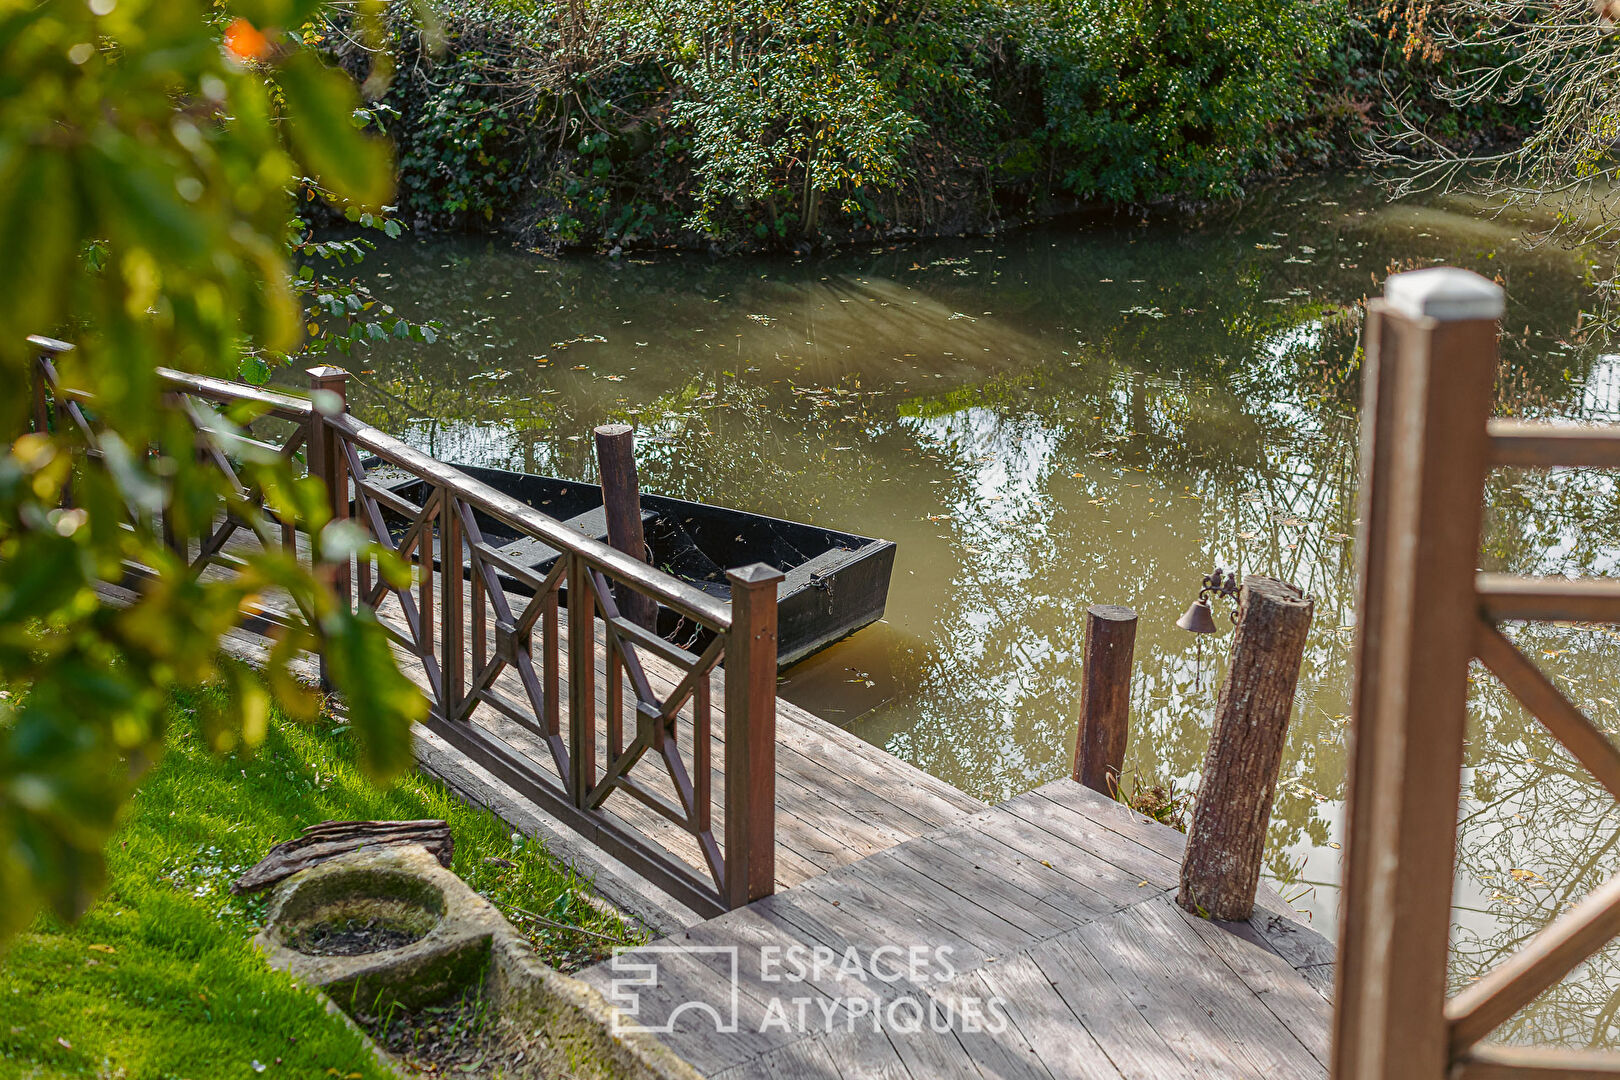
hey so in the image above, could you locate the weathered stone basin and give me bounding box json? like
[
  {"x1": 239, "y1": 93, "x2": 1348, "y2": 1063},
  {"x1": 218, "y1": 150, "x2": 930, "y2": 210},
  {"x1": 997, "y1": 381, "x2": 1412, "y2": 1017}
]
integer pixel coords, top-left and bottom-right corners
[
  {"x1": 255, "y1": 842, "x2": 700, "y2": 1080},
  {"x1": 256, "y1": 844, "x2": 499, "y2": 1011}
]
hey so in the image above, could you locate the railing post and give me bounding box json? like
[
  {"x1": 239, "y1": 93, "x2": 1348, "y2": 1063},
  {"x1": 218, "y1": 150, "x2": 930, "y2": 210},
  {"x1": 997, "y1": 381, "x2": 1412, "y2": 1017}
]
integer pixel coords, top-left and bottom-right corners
[
  {"x1": 723, "y1": 562, "x2": 783, "y2": 908},
  {"x1": 568, "y1": 552, "x2": 597, "y2": 807},
  {"x1": 307, "y1": 365, "x2": 350, "y2": 689},
  {"x1": 1072, "y1": 604, "x2": 1136, "y2": 796},
  {"x1": 1177, "y1": 575, "x2": 1312, "y2": 920},
  {"x1": 442, "y1": 492, "x2": 464, "y2": 720},
  {"x1": 1332, "y1": 268, "x2": 1503, "y2": 1080},
  {"x1": 26, "y1": 336, "x2": 72, "y2": 438}
]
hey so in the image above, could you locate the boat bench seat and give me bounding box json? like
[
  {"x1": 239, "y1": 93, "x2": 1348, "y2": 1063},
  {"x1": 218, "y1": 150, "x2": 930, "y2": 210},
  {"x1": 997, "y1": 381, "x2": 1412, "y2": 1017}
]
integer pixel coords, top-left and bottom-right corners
[{"x1": 496, "y1": 506, "x2": 657, "y2": 575}]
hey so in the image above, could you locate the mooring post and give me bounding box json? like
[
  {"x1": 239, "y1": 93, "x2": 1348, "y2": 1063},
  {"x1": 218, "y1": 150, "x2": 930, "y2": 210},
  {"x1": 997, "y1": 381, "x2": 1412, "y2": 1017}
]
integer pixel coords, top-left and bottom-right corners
[
  {"x1": 594, "y1": 423, "x2": 657, "y2": 631},
  {"x1": 1177, "y1": 575, "x2": 1313, "y2": 921},
  {"x1": 1072, "y1": 604, "x2": 1137, "y2": 797},
  {"x1": 723, "y1": 563, "x2": 783, "y2": 908},
  {"x1": 307, "y1": 366, "x2": 351, "y2": 689}
]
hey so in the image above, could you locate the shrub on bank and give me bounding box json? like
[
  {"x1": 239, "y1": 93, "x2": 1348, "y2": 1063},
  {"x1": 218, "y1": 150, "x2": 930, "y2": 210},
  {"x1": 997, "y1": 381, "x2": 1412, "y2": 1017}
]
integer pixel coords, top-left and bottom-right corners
[{"x1": 331, "y1": 0, "x2": 1519, "y2": 250}]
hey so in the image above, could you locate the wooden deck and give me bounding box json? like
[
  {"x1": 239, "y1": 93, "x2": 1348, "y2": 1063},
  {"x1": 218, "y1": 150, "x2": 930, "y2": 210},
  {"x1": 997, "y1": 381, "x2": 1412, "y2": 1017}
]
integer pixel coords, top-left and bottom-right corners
[
  {"x1": 110, "y1": 531, "x2": 1335, "y2": 1079},
  {"x1": 70, "y1": 359, "x2": 1334, "y2": 1079},
  {"x1": 136, "y1": 527, "x2": 988, "y2": 922},
  {"x1": 576, "y1": 780, "x2": 1334, "y2": 1080}
]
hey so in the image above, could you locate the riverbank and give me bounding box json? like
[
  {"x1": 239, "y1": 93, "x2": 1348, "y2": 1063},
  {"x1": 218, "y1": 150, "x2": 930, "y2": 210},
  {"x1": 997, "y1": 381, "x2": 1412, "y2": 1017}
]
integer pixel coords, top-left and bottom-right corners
[
  {"x1": 321, "y1": 0, "x2": 1533, "y2": 255},
  {"x1": 0, "y1": 686, "x2": 637, "y2": 1077}
]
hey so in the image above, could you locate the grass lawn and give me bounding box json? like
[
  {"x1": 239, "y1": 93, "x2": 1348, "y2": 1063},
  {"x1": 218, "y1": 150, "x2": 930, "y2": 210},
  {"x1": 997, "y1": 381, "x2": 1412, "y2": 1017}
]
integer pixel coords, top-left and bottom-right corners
[{"x1": 0, "y1": 687, "x2": 638, "y2": 1079}]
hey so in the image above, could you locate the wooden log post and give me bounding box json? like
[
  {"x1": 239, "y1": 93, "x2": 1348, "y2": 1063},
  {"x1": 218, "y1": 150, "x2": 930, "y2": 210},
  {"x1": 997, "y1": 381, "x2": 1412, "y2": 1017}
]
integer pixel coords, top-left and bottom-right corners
[
  {"x1": 723, "y1": 562, "x2": 783, "y2": 908},
  {"x1": 307, "y1": 365, "x2": 350, "y2": 689},
  {"x1": 594, "y1": 423, "x2": 657, "y2": 631},
  {"x1": 1072, "y1": 604, "x2": 1137, "y2": 797},
  {"x1": 1177, "y1": 575, "x2": 1313, "y2": 921},
  {"x1": 1332, "y1": 269, "x2": 1503, "y2": 1080}
]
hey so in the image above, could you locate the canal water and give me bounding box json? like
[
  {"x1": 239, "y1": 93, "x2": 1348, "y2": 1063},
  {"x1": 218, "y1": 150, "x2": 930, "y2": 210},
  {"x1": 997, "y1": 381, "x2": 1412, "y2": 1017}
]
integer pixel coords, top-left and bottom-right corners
[{"x1": 342, "y1": 173, "x2": 1620, "y2": 1044}]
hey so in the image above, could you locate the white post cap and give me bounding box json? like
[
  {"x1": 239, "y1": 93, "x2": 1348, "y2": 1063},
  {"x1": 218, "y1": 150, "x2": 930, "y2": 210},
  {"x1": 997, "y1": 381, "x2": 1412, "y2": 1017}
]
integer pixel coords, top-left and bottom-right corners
[{"x1": 1384, "y1": 267, "x2": 1504, "y2": 322}]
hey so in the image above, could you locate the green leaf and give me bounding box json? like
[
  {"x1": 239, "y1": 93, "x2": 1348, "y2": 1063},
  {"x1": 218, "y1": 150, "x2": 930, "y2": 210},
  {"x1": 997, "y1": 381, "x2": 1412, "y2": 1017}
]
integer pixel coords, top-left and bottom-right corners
[
  {"x1": 321, "y1": 607, "x2": 426, "y2": 780},
  {"x1": 277, "y1": 51, "x2": 394, "y2": 210}
]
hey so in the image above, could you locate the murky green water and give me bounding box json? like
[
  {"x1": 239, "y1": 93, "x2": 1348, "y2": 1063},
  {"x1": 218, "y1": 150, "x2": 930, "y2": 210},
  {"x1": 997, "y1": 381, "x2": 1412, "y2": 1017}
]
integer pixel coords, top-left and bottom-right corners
[{"x1": 340, "y1": 173, "x2": 1620, "y2": 1044}]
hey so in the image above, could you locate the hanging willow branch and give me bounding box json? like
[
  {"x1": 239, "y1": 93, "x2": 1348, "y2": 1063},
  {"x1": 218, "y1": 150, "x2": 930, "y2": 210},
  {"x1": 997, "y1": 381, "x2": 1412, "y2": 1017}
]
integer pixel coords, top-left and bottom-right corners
[{"x1": 1370, "y1": 0, "x2": 1620, "y2": 321}]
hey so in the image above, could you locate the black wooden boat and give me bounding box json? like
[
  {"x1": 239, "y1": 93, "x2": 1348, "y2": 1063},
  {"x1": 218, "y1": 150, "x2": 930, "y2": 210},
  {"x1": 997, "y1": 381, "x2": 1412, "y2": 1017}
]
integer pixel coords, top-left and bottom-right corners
[{"x1": 372, "y1": 463, "x2": 895, "y2": 668}]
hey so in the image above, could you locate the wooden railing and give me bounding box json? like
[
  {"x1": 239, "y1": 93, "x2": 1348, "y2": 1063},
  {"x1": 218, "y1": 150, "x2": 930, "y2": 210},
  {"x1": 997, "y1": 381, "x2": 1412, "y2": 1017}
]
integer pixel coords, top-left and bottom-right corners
[
  {"x1": 30, "y1": 343, "x2": 780, "y2": 917},
  {"x1": 1333, "y1": 269, "x2": 1620, "y2": 1077}
]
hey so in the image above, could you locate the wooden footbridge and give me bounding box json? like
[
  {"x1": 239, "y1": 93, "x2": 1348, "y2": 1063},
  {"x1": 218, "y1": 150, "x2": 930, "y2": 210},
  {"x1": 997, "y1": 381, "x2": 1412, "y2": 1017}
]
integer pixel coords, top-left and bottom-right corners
[{"x1": 38, "y1": 266, "x2": 1620, "y2": 1078}]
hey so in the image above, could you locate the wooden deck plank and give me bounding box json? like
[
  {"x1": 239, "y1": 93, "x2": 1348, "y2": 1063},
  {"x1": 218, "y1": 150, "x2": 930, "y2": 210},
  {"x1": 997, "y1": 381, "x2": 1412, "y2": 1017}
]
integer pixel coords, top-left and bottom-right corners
[
  {"x1": 1001, "y1": 788, "x2": 1182, "y2": 886},
  {"x1": 576, "y1": 948, "x2": 785, "y2": 1076},
  {"x1": 1029, "y1": 934, "x2": 1202, "y2": 1080},
  {"x1": 749, "y1": 1036, "x2": 842, "y2": 1080},
  {"x1": 929, "y1": 969, "x2": 1057, "y2": 1080},
  {"x1": 1158, "y1": 901, "x2": 1332, "y2": 1067},
  {"x1": 889, "y1": 835, "x2": 1083, "y2": 941},
  {"x1": 978, "y1": 953, "x2": 1124, "y2": 1080},
  {"x1": 916, "y1": 820, "x2": 1124, "y2": 920},
  {"x1": 1123, "y1": 898, "x2": 1327, "y2": 1079},
  {"x1": 1032, "y1": 778, "x2": 1190, "y2": 862},
  {"x1": 958, "y1": 803, "x2": 1169, "y2": 911},
  {"x1": 881, "y1": 1024, "x2": 983, "y2": 1080},
  {"x1": 787, "y1": 868, "x2": 998, "y2": 970},
  {"x1": 818, "y1": 1025, "x2": 914, "y2": 1080},
  {"x1": 802, "y1": 848, "x2": 1039, "y2": 960},
  {"x1": 1071, "y1": 910, "x2": 1267, "y2": 1080}
]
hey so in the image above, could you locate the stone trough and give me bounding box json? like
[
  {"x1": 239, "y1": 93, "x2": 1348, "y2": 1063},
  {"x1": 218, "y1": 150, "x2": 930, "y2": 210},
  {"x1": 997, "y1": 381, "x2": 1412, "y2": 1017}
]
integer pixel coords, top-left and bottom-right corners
[{"x1": 256, "y1": 844, "x2": 698, "y2": 1080}]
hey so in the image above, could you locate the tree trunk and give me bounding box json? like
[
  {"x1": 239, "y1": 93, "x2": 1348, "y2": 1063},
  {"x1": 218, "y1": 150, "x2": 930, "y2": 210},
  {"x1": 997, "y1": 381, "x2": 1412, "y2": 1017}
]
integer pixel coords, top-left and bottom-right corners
[{"x1": 1178, "y1": 575, "x2": 1313, "y2": 921}]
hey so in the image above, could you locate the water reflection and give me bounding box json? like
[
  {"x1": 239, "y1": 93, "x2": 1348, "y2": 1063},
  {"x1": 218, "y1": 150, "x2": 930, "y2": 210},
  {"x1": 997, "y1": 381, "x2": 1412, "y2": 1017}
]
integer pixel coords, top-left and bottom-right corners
[{"x1": 334, "y1": 174, "x2": 1620, "y2": 1043}]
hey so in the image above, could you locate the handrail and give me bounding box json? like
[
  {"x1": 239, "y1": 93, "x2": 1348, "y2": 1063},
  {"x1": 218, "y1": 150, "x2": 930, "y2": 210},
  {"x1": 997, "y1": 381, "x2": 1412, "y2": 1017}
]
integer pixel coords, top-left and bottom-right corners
[
  {"x1": 156, "y1": 368, "x2": 313, "y2": 421},
  {"x1": 322, "y1": 412, "x2": 733, "y2": 631},
  {"x1": 28, "y1": 336, "x2": 316, "y2": 422},
  {"x1": 29, "y1": 340, "x2": 778, "y2": 916},
  {"x1": 1488, "y1": 418, "x2": 1620, "y2": 468}
]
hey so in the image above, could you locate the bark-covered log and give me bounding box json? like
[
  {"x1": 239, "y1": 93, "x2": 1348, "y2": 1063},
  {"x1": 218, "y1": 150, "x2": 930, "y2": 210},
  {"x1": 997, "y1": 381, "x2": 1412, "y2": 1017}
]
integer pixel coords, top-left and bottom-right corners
[
  {"x1": 232, "y1": 819, "x2": 453, "y2": 894},
  {"x1": 1178, "y1": 576, "x2": 1313, "y2": 921},
  {"x1": 1072, "y1": 604, "x2": 1137, "y2": 796}
]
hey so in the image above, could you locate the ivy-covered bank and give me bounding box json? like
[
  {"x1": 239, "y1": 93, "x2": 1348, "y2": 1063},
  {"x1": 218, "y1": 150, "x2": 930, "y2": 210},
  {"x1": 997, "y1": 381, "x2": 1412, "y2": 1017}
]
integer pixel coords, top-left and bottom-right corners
[{"x1": 322, "y1": 0, "x2": 1531, "y2": 252}]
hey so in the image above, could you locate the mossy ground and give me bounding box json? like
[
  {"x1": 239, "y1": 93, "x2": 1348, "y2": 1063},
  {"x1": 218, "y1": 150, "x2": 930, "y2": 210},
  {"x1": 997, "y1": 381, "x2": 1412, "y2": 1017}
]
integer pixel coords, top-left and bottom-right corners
[{"x1": 0, "y1": 686, "x2": 637, "y2": 1079}]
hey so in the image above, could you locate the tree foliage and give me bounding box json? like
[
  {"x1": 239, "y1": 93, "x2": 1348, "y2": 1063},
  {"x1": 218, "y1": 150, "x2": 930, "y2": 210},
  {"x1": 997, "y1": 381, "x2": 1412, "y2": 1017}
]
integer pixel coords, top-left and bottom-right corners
[
  {"x1": 1041, "y1": 0, "x2": 1336, "y2": 201},
  {"x1": 0, "y1": 0, "x2": 426, "y2": 941},
  {"x1": 1369, "y1": 1, "x2": 1620, "y2": 314},
  {"x1": 344, "y1": 0, "x2": 1349, "y2": 250}
]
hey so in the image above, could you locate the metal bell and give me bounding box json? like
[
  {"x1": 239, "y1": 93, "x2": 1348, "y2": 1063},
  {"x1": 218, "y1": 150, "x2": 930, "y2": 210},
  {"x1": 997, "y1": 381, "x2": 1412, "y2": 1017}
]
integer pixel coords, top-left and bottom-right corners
[{"x1": 1176, "y1": 597, "x2": 1219, "y2": 634}]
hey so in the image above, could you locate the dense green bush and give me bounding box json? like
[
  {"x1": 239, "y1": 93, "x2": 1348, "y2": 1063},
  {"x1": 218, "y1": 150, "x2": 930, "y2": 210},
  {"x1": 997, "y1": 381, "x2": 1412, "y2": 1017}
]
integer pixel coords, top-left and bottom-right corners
[
  {"x1": 1040, "y1": 0, "x2": 1337, "y2": 201},
  {"x1": 331, "y1": 0, "x2": 1523, "y2": 249}
]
